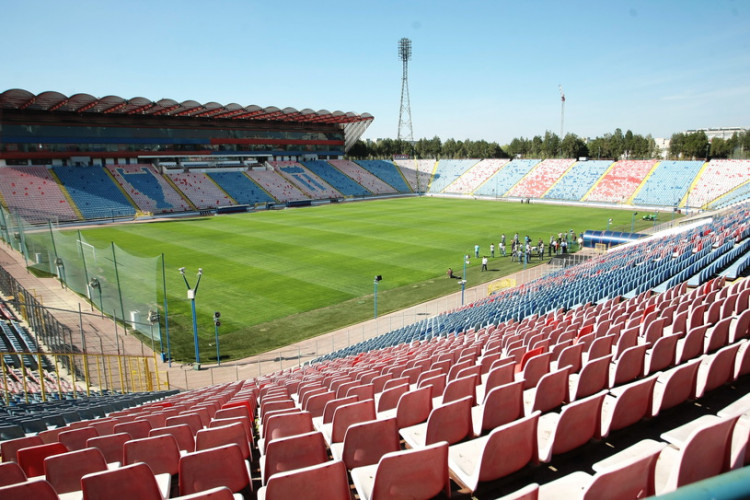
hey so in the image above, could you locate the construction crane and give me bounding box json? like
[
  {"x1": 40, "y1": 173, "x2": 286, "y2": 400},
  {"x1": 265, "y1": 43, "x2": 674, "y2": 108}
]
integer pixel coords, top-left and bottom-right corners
[{"x1": 559, "y1": 85, "x2": 565, "y2": 139}]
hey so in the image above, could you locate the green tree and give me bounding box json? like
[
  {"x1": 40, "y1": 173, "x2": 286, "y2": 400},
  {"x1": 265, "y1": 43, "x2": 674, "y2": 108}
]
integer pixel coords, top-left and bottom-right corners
[{"x1": 560, "y1": 133, "x2": 588, "y2": 159}]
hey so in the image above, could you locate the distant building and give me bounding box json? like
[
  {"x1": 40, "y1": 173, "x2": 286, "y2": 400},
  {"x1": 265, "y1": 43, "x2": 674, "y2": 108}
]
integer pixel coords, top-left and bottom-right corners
[{"x1": 685, "y1": 127, "x2": 747, "y2": 141}]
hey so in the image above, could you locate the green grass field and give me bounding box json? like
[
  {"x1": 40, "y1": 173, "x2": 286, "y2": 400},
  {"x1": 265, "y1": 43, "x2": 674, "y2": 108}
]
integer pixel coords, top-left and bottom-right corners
[{"x1": 76, "y1": 197, "x2": 665, "y2": 362}]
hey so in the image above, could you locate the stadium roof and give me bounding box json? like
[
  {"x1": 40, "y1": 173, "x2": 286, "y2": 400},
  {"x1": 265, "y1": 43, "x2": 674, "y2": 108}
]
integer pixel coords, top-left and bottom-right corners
[{"x1": 0, "y1": 89, "x2": 374, "y2": 126}]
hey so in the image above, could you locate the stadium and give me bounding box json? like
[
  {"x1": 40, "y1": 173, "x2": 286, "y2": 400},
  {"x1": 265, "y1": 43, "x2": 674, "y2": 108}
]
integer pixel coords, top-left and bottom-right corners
[{"x1": 1, "y1": 82, "x2": 750, "y2": 499}]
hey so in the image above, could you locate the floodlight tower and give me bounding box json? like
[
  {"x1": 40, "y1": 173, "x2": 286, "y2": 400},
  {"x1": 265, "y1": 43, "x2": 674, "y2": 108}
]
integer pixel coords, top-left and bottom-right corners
[
  {"x1": 397, "y1": 37, "x2": 414, "y2": 143},
  {"x1": 559, "y1": 84, "x2": 566, "y2": 139}
]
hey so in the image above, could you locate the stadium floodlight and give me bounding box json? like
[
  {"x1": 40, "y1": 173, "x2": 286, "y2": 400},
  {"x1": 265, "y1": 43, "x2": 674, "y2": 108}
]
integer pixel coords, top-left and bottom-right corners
[{"x1": 180, "y1": 267, "x2": 203, "y2": 369}]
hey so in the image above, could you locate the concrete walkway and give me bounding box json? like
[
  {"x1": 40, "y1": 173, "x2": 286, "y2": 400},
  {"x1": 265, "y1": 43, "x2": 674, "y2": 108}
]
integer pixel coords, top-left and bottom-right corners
[{"x1": 0, "y1": 240, "x2": 593, "y2": 391}]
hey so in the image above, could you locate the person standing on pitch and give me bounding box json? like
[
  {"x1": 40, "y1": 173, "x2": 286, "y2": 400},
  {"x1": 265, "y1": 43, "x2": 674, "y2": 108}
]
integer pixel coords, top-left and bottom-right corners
[
  {"x1": 475, "y1": 244, "x2": 480, "y2": 258},
  {"x1": 490, "y1": 243, "x2": 495, "y2": 258},
  {"x1": 481, "y1": 256, "x2": 488, "y2": 271}
]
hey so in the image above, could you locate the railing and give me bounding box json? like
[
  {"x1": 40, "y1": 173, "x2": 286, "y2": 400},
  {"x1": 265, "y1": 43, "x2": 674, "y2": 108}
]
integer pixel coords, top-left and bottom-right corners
[{"x1": 0, "y1": 350, "x2": 168, "y2": 405}]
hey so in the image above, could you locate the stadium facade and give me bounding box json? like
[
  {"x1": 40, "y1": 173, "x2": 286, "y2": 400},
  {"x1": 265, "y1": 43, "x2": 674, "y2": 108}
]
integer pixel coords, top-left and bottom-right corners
[{"x1": 0, "y1": 89, "x2": 373, "y2": 167}]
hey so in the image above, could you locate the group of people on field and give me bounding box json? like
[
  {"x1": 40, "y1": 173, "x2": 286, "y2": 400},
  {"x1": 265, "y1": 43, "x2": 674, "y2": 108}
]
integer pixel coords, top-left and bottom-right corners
[{"x1": 449, "y1": 230, "x2": 582, "y2": 278}]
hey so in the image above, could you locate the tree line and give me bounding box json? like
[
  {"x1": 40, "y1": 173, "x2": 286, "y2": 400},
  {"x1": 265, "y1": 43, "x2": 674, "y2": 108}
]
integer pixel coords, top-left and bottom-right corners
[{"x1": 348, "y1": 128, "x2": 750, "y2": 161}]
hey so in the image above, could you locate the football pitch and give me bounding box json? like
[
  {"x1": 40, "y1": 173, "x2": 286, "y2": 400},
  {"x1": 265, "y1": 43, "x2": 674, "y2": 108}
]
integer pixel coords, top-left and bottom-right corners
[{"x1": 77, "y1": 197, "x2": 662, "y2": 362}]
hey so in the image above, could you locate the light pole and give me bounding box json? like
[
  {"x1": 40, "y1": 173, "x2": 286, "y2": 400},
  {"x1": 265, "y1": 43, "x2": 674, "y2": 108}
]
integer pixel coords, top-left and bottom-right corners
[
  {"x1": 631, "y1": 212, "x2": 638, "y2": 233},
  {"x1": 214, "y1": 311, "x2": 221, "y2": 366},
  {"x1": 180, "y1": 267, "x2": 203, "y2": 370},
  {"x1": 461, "y1": 255, "x2": 470, "y2": 305},
  {"x1": 373, "y1": 275, "x2": 382, "y2": 318}
]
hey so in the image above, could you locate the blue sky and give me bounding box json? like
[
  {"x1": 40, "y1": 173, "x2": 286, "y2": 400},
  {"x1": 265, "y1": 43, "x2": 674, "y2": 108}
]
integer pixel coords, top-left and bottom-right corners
[{"x1": 2, "y1": 0, "x2": 748, "y2": 144}]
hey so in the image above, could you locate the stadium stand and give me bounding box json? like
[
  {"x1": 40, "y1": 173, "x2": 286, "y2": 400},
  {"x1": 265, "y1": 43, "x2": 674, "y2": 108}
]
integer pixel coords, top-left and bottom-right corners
[
  {"x1": 0, "y1": 166, "x2": 78, "y2": 223},
  {"x1": 584, "y1": 160, "x2": 658, "y2": 204},
  {"x1": 206, "y1": 171, "x2": 277, "y2": 205},
  {"x1": 300, "y1": 160, "x2": 371, "y2": 197},
  {"x1": 393, "y1": 159, "x2": 435, "y2": 193},
  {"x1": 473, "y1": 159, "x2": 540, "y2": 198},
  {"x1": 710, "y1": 179, "x2": 750, "y2": 210},
  {"x1": 630, "y1": 161, "x2": 704, "y2": 208},
  {"x1": 505, "y1": 159, "x2": 577, "y2": 199},
  {"x1": 443, "y1": 159, "x2": 511, "y2": 195},
  {"x1": 51, "y1": 166, "x2": 135, "y2": 219},
  {"x1": 167, "y1": 172, "x2": 234, "y2": 209},
  {"x1": 427, "y1": 159, "x2": 479, "y2": 194},
  {"x1": 354, "y1": 160, "x2": 412, "y2": 193},
  {"x1": 245, "y1": 169, "x2": 309, "y2": 203},
  {"x1": 106, "y1": 164, "x2": 192, "y2": 213},
  {"x1": 271, "y1": 161, "x2": 342, "y2": 198},
  {"x1": 686, "y1": 159, "x2": 750, "y2": 208},
  {"x1": 543, "y1": 160, "x2": 612, "y2": 201},
  {"x1": 328, "y1": 160, "x2": 396, "y2": 195}
]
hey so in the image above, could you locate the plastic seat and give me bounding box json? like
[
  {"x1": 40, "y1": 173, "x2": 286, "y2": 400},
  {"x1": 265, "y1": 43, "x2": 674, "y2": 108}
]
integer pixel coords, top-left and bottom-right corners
[
  {"x1": 330, "y1": 417, "x2": 400, "y2": 470},
  {"x1": 435, "y1": 373, "x2": 477, "y2": 406},
  {"x1": 584, "y1": 335, "x2": 615, "y2": 363},
  {"x1": 81, "y1": 462, "x2": 163, "y2": 500},
  {"x1": 676, "y1": 325, "x2": 709, "y2": 364},
  {"x1": 179, "y1": 443, "x2": 252, "y2": 497},
  {"x1": 114, "y1": 420, "x2": 152, "y2": 440},
  {"x1": 209, "y1": 415, "x2": 253, "y2": 445},
  {"x1": 259, "y1": 411, "x2": 314, "y2": 455},
  {"x1": 651, "y1": 359, "x2": 701, "y2": 417},
  {"x1": 166, "y1": 413, "x2": 203, "y2": 436},
  {"x1": 609, "y1": 344, "x2": 647, "y2": 388},
  {"x1": 0, "y1": 478, "x2": 58, "y2": 500},
  {"x1": 136, "y1": 413, "x2": 167, "y2": 430},
  {"x1": 304, "y1": 392, "x2": 335, "y2": 418},
  {"x1": 644, "y1": 334, "x2": 679, "y2": 375},
  {"x1": 123, "y1": 434, "x2": 181, "y2": 476},
  {"x1": 375, "y1": 383, "x2": 408, "y2": 413},
  {"x1": 45, "y1": 447, "x2": 108, "y2": 495},
  {"x1": 569, "y1": 355, "x2": 612, "y2": 402},
  {"x1": 704, "y1": 317, "x2": 731, "y2": 354},
  {"x1": 58, "y1": 426, "x2": 99, "y2": 452},
  {"x1": 695, "y1": 343, "x2": 742, "y2": 398},
  {"x1": 552, "y1": 343, "x2": 583, "y2": 374},
  {"x1": 381, "y1": 386, "x2": 433, "y2": 430},
  {"x1": 149, "y1": 424, "x2": 195, "y2": 452},
  {"x1": 734, "y1": 339, "x2": 750, "y2": 379},
  {"x1": 448, "y1": 412, "x2": 540, "y2": 493},
  {"x1": 260, "y1": 431, "x2": 328, "y2": 484},
  {"x1": 0, "y1": 435, "x2": 42, "y2": 463},
  {"x1": 729, "y1": 308, "x2": 750, "y2": 343},
  {"x1": 516, "y1": 352, "x2": 551, "y2": 390},
  {"x1": 16, "y1": 442, "x2": 68, "y2": 477},
  {"x1": 0, "y1": 462, "x2": 26, "y2": 487},
  {"x1": 257, "y1": 460, "x2": 351, "y2": 500},
  {"x1": 196, "y1": 422, "x2": 251, "y2": 459},
  {"x1": 347, "y1": 383, "x2": 375, "y2": 401},
  {"x1": 524, "y1": 366, "x2": 570, "y2": 415},
  {"x1": 472, "y1": 380, "x2": 524, "y2": 436},
  {"x1": 654, "y1": 415, "x2": 739, "y2": 494},
  {"x1": 86, "y1": 432, "x2": 130, "y2": 464},
  {"x1": 214, "y1": 406, "x2": 251, "y2": 421},
  {"x1": 537, "y1": 439, "x2": 666, "y2": 500},
  {"x1": 316, "y1": 396, "x2": 357, "y2": 427},
  {"x1": 477, "y1": 361, "x2": 515, "y2": 403},
  {"x1": 538, "y1": 391, "x2": 606, "y2": 463},
  {"x1": 351, "y1": 441, "x2": 451, "y2": 500},
  {"x1": 323, "y1": 399, "x2": 376, "y2": 445},
  {"x1": 400, "y1": 396, "x2": 473, "y2": 448},
  {"x1": 601, "y1": 374, "x2": 659, "y2": 438}
]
